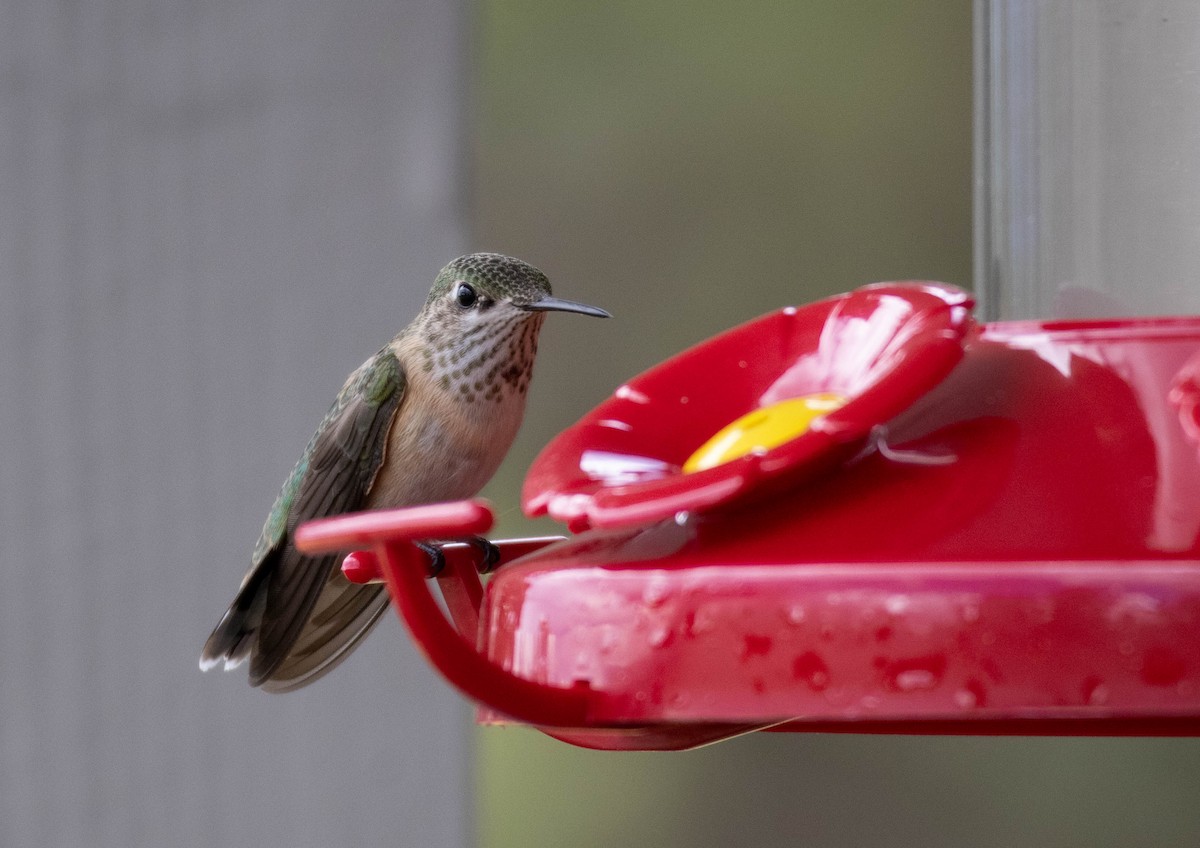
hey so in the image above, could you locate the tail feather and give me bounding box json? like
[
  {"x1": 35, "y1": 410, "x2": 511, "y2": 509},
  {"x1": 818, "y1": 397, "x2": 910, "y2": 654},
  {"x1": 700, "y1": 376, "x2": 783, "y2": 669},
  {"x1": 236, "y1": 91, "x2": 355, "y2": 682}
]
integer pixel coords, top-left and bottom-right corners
[
  {"x1": 257, "y1": 583, "x2": 391, "y2": 693},
  {"x1": 202, "y1": 555, "x2": 390, "y2": 691},
  {"x1": 200, "y1": 565, "x2": 269, "y2": 672}
]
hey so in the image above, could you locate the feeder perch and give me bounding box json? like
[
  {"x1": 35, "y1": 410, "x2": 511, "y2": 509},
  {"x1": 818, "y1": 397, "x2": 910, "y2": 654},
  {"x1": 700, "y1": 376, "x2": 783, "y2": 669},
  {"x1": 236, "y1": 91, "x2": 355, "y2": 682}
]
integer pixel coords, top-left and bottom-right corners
[{"x1": 296, "y1": 283, "x2": 1200, "y2": 750}]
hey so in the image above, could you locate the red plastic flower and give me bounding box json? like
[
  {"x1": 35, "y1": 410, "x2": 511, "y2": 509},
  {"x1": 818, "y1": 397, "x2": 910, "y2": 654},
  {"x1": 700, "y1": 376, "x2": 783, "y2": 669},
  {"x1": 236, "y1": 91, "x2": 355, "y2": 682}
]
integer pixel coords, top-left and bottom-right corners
[{"x1": 523, "y1": 282, "x2": 975, "y2": 530}]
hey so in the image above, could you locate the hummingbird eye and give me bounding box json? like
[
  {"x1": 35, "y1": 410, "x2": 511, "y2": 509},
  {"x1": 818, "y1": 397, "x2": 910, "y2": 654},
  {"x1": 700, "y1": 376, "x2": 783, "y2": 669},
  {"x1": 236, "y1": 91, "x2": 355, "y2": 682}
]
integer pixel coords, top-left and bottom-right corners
[{"x1": 454, "y1": 283, "x2": 478, "y2": 309}]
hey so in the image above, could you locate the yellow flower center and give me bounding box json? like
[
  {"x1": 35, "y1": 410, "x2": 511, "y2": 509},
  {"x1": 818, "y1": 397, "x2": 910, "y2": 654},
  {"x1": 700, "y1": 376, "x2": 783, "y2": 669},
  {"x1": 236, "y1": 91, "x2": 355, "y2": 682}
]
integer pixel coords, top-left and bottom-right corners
[{"x1": 683, "y1": 393, "x2": 847, "y2": 473}]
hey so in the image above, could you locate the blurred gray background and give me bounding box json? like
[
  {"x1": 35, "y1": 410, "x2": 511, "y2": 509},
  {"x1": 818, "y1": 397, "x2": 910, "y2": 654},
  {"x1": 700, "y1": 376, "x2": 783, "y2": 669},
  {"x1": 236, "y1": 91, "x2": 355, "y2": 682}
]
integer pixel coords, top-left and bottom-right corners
[
  {"x1": 1, "y1": 2, "x2": 472, "y2": 846},
  {"x1": 2, "y1": 1, "x2": 1199, "y2": 847}
]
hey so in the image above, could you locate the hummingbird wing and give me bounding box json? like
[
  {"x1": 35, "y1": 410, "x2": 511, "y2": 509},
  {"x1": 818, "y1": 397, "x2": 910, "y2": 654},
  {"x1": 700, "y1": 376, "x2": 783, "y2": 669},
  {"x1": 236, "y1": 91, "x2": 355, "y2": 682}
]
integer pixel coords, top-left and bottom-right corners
[{"x1": 201, "y1": 348, "x2": 406, "y2": 691}]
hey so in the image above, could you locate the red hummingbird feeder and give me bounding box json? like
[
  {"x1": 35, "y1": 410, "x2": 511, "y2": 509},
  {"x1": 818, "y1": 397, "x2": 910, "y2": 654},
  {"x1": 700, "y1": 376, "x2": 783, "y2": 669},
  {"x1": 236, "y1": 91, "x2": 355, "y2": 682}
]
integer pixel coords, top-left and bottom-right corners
[{"x1": 297, "y1": 282, "x2": 1200, "y2": 750}]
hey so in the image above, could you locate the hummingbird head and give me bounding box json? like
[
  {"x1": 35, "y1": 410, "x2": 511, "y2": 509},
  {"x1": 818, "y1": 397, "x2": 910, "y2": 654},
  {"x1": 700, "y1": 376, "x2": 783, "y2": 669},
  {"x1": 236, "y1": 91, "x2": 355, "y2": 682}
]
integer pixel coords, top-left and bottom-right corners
[{"x1": 415, "y1": 253, "x2": 609, "y2": 404}]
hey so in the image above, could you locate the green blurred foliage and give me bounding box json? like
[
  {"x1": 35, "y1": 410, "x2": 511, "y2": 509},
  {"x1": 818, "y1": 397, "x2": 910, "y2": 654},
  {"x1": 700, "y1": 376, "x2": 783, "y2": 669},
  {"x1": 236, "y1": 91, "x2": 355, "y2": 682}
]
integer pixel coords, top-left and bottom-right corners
[
  {"x1": 479, "y1": 730, "x2": 1200, "y2": 848},
  {"x1": 470, "y1": 2, "x2": 1200, "y2": 847}
]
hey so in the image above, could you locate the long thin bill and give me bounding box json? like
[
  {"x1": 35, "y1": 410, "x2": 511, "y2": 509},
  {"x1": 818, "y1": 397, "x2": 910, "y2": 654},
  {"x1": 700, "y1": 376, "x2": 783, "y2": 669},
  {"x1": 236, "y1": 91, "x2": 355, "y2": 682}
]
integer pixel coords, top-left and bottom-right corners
[{"x1": 522, "y1": 296, "x2": 611, "y2": 318}]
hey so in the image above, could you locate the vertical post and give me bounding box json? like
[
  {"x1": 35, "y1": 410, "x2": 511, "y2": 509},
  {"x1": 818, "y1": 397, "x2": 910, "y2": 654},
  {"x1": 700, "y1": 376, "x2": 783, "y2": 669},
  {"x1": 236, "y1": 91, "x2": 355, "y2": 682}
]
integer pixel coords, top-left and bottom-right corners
[{"x1": 976, "y1": 0, "x2": 1200, "y2": 320}]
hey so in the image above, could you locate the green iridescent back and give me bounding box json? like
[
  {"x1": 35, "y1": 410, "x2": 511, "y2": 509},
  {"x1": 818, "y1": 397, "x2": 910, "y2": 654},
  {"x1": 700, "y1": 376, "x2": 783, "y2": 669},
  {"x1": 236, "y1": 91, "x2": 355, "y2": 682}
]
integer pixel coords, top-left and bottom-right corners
[{"x1": 250, "y1": 349, "x2": 405, "y2": 569}]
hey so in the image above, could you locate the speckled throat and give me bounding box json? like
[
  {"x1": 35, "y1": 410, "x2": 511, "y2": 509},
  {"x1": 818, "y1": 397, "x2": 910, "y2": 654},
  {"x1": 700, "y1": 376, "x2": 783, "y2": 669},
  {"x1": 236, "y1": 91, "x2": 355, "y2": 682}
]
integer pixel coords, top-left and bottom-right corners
[{"x1": 419, "y1": 310, "x2": 545, "y2": 406}]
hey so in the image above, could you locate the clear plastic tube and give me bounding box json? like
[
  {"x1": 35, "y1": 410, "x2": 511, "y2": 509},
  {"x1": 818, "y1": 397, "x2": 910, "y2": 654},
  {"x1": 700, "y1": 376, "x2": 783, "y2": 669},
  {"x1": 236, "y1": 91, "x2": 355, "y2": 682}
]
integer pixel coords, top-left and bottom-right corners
[{"x1": 975, "y1": 0, "x2": 1200, "y2": 319}]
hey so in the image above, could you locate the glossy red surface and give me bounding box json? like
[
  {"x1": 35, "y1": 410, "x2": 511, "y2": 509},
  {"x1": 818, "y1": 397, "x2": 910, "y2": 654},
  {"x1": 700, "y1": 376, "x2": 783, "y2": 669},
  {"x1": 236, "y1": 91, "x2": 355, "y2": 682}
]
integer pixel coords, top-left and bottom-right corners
[
  {"x1": 300, "y1": 284, "x2": 1200, "y2": 749},
  {"x1": 523, "y1": 283, "x2": 974, "y2": 530}
]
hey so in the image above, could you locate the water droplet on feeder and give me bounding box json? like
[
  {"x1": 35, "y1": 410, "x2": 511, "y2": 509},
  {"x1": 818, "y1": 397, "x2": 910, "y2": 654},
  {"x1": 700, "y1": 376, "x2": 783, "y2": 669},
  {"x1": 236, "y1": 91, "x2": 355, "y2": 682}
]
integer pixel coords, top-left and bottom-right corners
[
  {"x1": 1082, "y1": 677, "x2": 1110, "y2": 706},
  {"x1": 792, "y1": 651, "x2": 830, "y2": 691},
  {"x1": 643, "y1": 577, "x2": 670, "y2": 608},
  {"x1": 648, "y1": 625, "x2": 673, "y2": 648}
]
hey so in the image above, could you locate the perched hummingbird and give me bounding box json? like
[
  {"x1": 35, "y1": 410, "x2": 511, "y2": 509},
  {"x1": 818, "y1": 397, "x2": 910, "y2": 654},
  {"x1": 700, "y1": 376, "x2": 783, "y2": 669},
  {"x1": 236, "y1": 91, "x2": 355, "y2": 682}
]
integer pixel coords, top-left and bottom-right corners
[{"x1": 200, "y1": 253, "x2": 609, "y2": 692}]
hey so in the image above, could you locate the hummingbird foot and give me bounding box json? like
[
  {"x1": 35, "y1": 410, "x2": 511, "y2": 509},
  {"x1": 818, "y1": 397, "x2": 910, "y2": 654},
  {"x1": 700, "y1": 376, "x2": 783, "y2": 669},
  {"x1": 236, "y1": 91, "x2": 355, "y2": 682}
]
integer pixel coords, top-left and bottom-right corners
[
  {"x1": 468, "y1": 536, "x2": 503, "y2": 573},
  {"x1": 415, "y1": 537, "x2": 500, "y2": 577},
  {"x1": 416, "y1": 540, "x2": 446, "y2": 577}
]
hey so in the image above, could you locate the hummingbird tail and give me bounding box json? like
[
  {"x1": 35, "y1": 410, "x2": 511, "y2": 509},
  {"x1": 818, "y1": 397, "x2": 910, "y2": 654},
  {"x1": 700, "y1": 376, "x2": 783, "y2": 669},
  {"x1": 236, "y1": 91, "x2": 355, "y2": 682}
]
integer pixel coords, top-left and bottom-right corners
[
  {"x1": 199, "y1": 565, "x2": 268, "y2": 672},
  {"x1": 253, "y1": 582, "x2": 391, "y2": 693}
]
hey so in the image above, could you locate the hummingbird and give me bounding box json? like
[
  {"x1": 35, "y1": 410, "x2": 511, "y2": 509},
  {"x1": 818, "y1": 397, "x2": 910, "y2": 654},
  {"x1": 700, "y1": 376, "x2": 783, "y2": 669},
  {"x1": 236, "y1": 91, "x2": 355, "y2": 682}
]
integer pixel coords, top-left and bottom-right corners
[{"x1": 200, "y1": 253, "x2": 609, "y2": 692}]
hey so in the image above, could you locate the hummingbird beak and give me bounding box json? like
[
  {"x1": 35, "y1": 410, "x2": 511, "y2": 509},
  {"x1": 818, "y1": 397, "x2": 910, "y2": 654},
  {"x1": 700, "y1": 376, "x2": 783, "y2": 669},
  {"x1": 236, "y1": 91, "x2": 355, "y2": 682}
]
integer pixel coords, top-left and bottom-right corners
[{"x1": 521, "y1": 296, "x2": 611, "y2": 318}]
